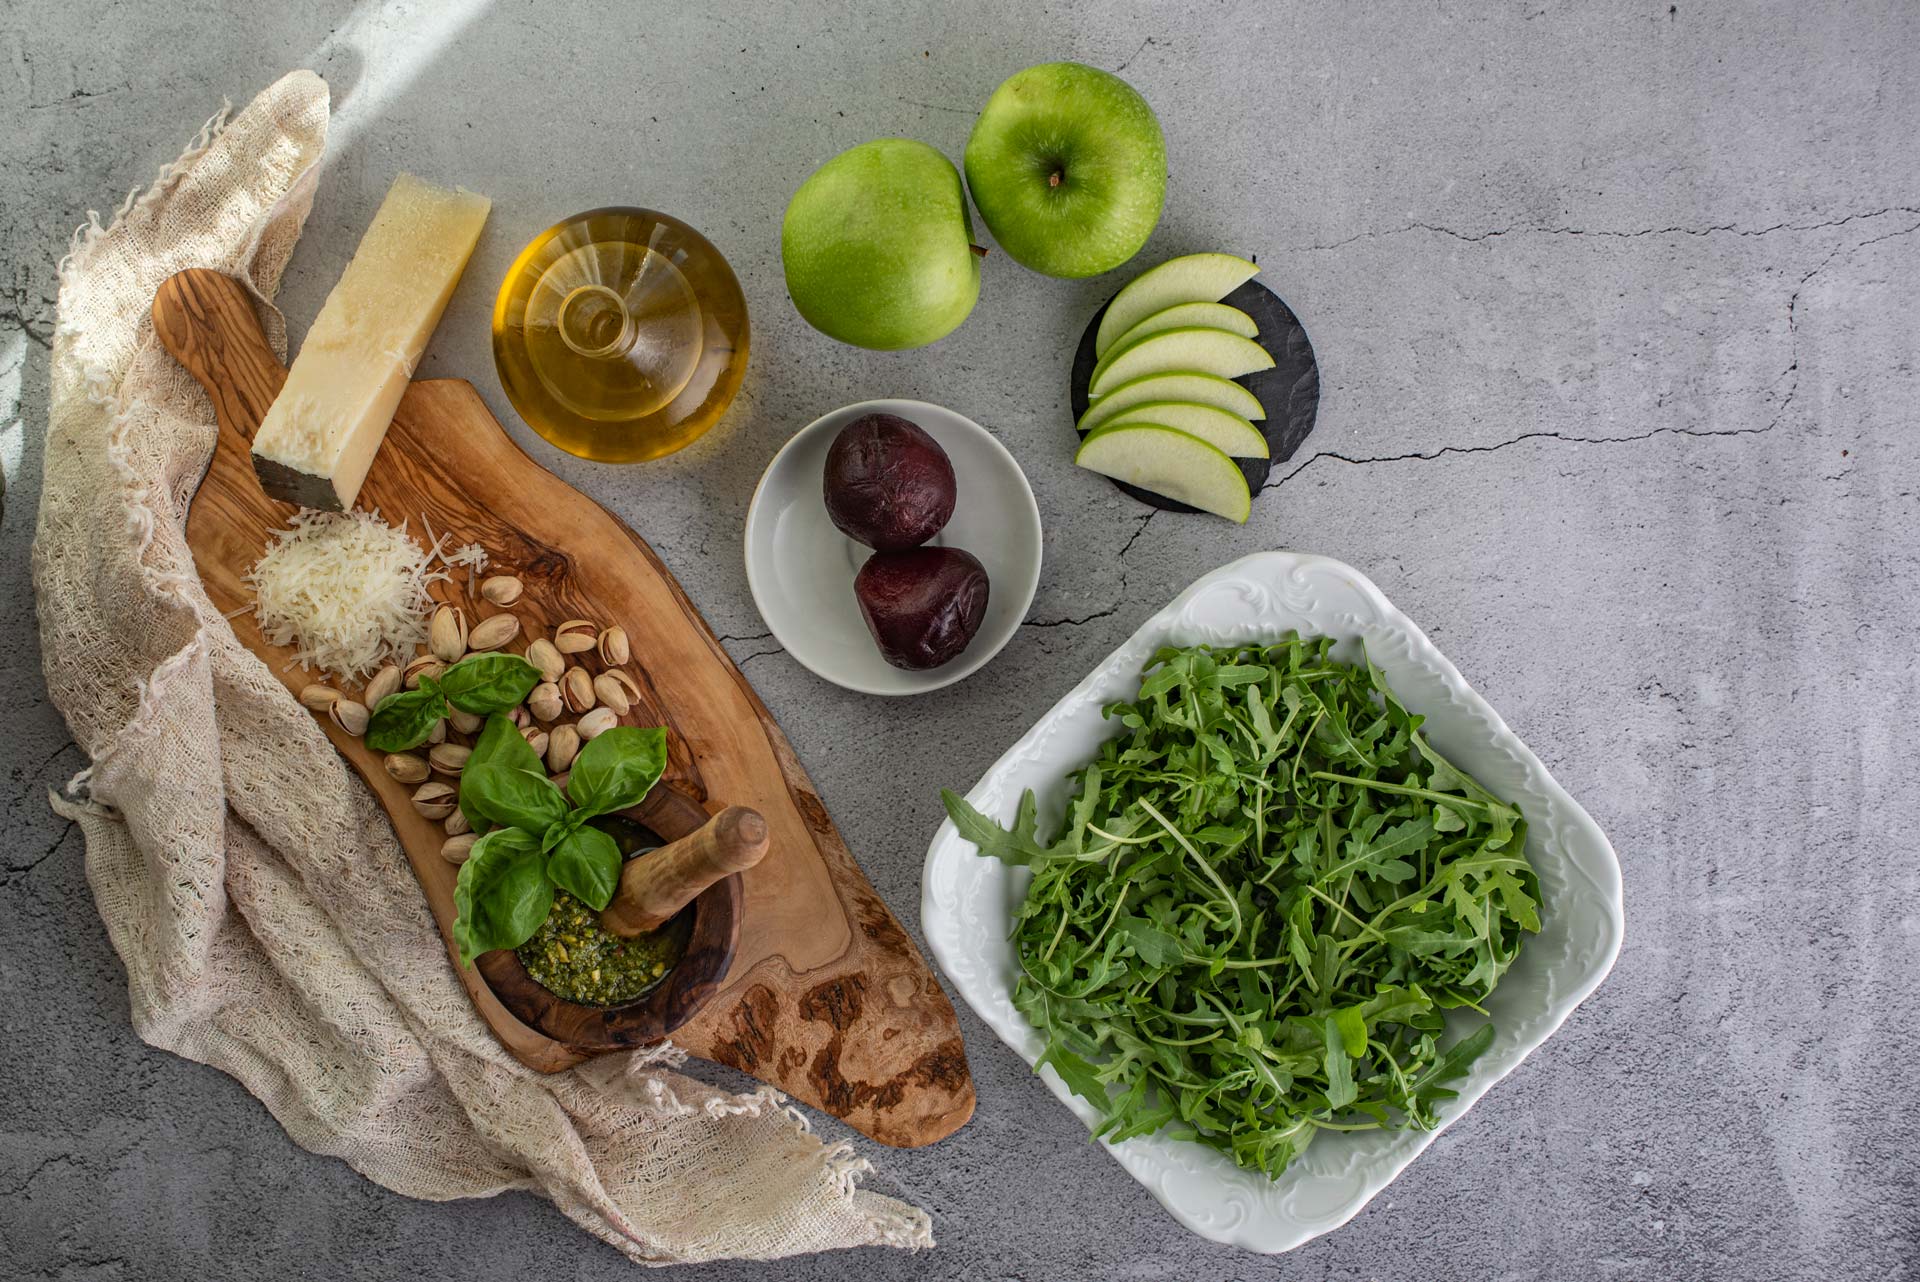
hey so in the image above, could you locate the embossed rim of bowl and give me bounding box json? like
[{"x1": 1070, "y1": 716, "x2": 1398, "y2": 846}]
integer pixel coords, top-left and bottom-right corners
[
  {"x1": 920, "y1": 550, "x2": 1626, "y2": 1252},
  {"x1": 742, "y1": 398, "x2": 1043, "y2": 696}
]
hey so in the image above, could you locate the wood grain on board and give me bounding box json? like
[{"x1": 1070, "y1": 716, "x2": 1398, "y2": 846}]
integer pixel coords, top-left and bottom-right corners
[{"x1": 152, "y1": 268, "x2": 974, "y2": 1147}]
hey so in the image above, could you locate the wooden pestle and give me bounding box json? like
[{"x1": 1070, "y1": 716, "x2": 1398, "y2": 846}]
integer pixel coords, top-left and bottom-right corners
[{"x1": 600, "y1": 805, "x2": 769, "y2": 937}]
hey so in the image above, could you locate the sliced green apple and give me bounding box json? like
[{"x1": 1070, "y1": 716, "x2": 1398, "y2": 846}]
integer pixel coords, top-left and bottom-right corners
[
  {"x1": 1096, "y1": 402, "x2": 1267, "y2": 458},
  {"x1": 1087, "y1": 328, "x2": 1274, "y2": 397},
  {"x1": 1103, "y1": 301, "x2": 1257, "y2": 356},
  {"x1": 1078, "y1": 371, "x2": 1266, "y2": 432},
  {"x1": 1075, "y1": 423, "x2": 1252, "y2": 523},
  {"x1": 1094, "y1": 252, "x2": 1260, "y2": 357}
]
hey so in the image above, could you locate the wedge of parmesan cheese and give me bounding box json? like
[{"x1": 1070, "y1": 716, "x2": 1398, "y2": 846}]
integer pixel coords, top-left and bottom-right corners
[{"x1": 251, "y1": 173, "x2": 490, "y2": 510}]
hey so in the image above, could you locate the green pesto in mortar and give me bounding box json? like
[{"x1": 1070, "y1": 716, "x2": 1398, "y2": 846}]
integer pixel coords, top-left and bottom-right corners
[{"x1": 515, "y1": 817, "x2": 692, "y2": 1007}]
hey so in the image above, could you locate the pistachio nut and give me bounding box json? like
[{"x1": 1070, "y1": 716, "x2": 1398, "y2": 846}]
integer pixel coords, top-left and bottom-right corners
[
  {"x1": 527, "y1": 681, "x2": 563, "y2": 722},
  {"x1": 411, "y1": 781, "x2": 457, "y2": 820},
  {"x1": 429, "y1": 743, "x2": 472, "y2": 776},
  {"x1": 447, "y1": 707, "x2": 483, "y2": 735},
  {"x1": 429, "y1": 604, "x2": 468, "y2": 663},
  {"x1": 553, "y1": 618, "x2": 598, "y2": 654},
  {"x1": 526, "y1": 637, "x2": 565, "y2": 682},
  {"x1": 592, "y1": 672, "x2": 631, "y2": 717},
  {"x1": 521, "y1": 726, "x2": 550, "y2": 758},
  {"x1": 384, "y1": 752, "x2": 429, "y2": 784},
  {"x1": 444, "y1": 809, "x2": 471, "y2": 836},
  {"x1": 363, "y1": 664, "x2": 402, "y2": 710},
  {"x1": 549, "y1": 770, "x2": 570, "y2": 792},
  {"x1": 467, "y1": 613, "x2": 521, "y2": 651},
  {"x1": 562, "y1": 666, "x2": 597, "y2": 714},
  {"x1": 546, "y1": 723, "x2": 580, "y2": 774},
  {"x1": 577, "y1": 706, "x2": 618, "y2": 740},
  {"x1": 298, "y1": 683, "x2": 340, "y2": 712},
  {"x1": 441, "y1": 833, "x2": 478, "y2": 864},
  {"x1": 404, "y1": 655, "x2": 445, "y2": 689},
  {"x1": 596, "y1": 625, "x2": 631, "y2": 667},
  {"x1": 329, "y1": 698, "x2": 370, "y2": 737},
  {"x1": 426, "y1": 718, "x2": 448, "y2": 744},
  {"x1": 479, "y1": 574, "x2": 524, "y2": 607}
]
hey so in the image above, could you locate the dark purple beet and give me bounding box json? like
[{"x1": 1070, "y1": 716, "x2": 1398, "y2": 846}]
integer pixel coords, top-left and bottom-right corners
[
  {"x1": 823, "y1": 413, "x2": 957, "y2": 551},
  {"x1": 854, "y1": 547, "x2": 991, "y2": 670}
]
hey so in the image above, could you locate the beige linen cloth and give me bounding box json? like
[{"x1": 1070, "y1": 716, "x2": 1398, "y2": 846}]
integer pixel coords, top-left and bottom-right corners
[{"x1": 32, "y1": 70, "x2": 931, "y2": 1265}]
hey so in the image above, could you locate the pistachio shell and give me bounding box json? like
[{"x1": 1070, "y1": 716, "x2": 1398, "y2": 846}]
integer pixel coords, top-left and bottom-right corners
[
  {"x1": 553, "y1": 619, "x2": 598, "y2": 654},
  {"x1": 444, "y1": 809, "x2": 471, "y2": 836},
  {"x1": 429, "y1": 743, "x2": 472, "y2": 775},
  {"x1": 299, "y1": 683, "x2": 340, "y2": 712},
  {"x1": 411, "y1": 782, "x2": 457, "y2": 820},
  {"x1": 429, "y1": 604, "x2": 468, "y2": 663},
  {"x1": 527, "y1": 682, "x2": 563, "y2": 722},
  {"x1": 577, "y1": 707, "x2": 618, "y2": 740},
  {"x1": 329, "y1": 698, "x2": 370, "y2": 737},
  {"x1": 592, "y1": 672, "x2": 631, "y2": 716},
  {"x1": 546, "y1": 723, "x2": 581, "y2": 773},
  {"x1": 521, "y1": 727, "x2": 550, "y2": 758},
  {"x1": 363, "y1": 664, "x2": 402, "y2": 709},
  {"x1": 562, "y1": 666, "x2": 597, "y2": 714},
  {"x1": 447, "y1": 707, "x2": 483, "y2": 735},
  {"x1": 467, "y1": 614, "x2": 521, "y2": 651},
  {"x1": 479, "y1": 574, "x2": 524, "y2": 606},
  {"x1": 441, "y1": 834, "x2": 478, "y2": 864},
  {"x1": 384, "y1": 752, "x2": 429, "y2": 783},
  {"x1": 526, "y1": 638, "x2": 565, "y2": 682},
  {"x1": 404, "y1": 655, "x2": 445, "y2": 689},
  {"x1": 596, "y1": 626, "x2": 630, "y2": 667}
]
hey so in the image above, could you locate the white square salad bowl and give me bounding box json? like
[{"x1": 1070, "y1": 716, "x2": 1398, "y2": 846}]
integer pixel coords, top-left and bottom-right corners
[{"x1": 920, "y1": 550, "x2": 1625, "y2": 1253}]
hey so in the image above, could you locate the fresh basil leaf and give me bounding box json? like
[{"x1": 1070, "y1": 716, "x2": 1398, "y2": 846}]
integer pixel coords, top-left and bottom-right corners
[
  {"x1": 438, "y1": 652, "x2": 542, "y2": 715},
  {"x1": 564, "y1": 725, "x2": 667, "y2": 818},
  {"x1": 451, "y1": 827, "x2": 553, "y2": 967},
  {"x1": 459, "y1": 714, "x2": 569, "y2": 834},
  {"x1": 364, "y1": 678, "x2": 447, "y2": 752},
  {"x1": 545, "y1": 822, "x2": 623, "y2": 911}
]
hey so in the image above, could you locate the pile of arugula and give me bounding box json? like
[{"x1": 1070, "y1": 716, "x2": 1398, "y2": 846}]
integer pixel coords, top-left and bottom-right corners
[{"x1": 941, "y1": 637, "x2": 1539, "y2": 1178}]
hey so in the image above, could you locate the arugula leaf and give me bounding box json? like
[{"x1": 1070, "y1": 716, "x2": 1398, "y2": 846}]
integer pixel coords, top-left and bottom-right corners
[
  {"x1": 452, "y1": 827, "x2": 553, "y2": 967},
  {"x1": 940, "y1": 636, "x2": 1537, "y2": 1180},
  {"x1": 565, "y1": 725, "x2": 667, "y2": 818},
  {"x1": 545, "y1": 822, "x2": 623, "y2": 911}
]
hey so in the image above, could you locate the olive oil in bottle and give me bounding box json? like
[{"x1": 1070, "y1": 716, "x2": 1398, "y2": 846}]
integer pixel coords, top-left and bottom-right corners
[{"x1": 492, "y1": 208, "x2": 748, "y2": 463}]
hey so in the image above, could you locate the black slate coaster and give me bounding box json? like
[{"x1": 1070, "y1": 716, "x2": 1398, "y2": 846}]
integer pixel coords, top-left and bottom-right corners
[{"x1": 1069, "y1": 277, "x2": 1320, "y2": 512}]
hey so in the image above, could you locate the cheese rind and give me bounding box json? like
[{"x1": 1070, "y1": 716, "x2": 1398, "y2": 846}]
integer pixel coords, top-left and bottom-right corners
[{"x1": 251, "y1": 173, "x2": 490, "y2": 510}]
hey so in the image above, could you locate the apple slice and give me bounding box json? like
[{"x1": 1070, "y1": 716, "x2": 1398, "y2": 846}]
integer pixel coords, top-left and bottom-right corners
[
  {"x1": 1094, "y1": 252, "x2": 1259, "y2": 357},
  {"x1": 1075, "y1": 423, "x2": 1252, "y2": 523},
  {"x1": 1096, "y1": 402, "x2": 1267, "y2": 458},
  {"x1": 1102, "y1": 301, "x2": 1257, "y2": 357},
  {"x1": 1087, "y1": 328, "x2": 1274, "y2": 397},
  {"x1": 1078, "y1": 371, "x2": 1265, "y2": 432}
]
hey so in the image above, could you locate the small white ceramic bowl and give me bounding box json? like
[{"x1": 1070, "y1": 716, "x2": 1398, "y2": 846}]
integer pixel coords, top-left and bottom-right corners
[{"x1": 743, "y1": 399, "x2": 1042, "y2": 696}]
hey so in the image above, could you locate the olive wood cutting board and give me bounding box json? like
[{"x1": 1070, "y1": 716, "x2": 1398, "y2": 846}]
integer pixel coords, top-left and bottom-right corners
[{"x1": 152, "y1": 268, "x2": 974, "y2": 1147}]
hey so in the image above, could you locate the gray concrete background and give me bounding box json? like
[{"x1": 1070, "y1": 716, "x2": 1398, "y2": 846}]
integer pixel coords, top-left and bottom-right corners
[{"x1": 3, "y1": 1, "x2": 1916, "y2": 1278}]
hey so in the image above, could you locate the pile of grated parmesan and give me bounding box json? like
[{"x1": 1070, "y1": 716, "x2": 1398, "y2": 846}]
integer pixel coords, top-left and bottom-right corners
[{"x1": 239, "y1": 508, "x2": 488, "y2": 685}]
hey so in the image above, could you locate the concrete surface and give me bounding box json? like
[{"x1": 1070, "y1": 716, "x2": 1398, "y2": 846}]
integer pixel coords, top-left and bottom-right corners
[{"x1": 3, "y1": 1, "x2": 1917, "y2": 1277}]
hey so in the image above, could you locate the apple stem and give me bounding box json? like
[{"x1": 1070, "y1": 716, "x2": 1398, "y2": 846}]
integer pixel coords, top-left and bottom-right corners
[
  {"x1": 1049, "y1": 171, "x2": 1063, "y2": 188},
  {"x1": 969, "y1": 243, "x2": 989, "y2": 258}
]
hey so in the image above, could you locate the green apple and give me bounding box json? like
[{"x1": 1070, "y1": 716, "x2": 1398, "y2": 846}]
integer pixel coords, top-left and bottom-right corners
[
  {"x1": 1095, "y1": 252, "x2": 1259, "y2": 356},
  {"x1": 1087, "y1": 328, "x2": 1274, "y2": 396},
  {"x1": 1101, "y1": 301, "x2": 1257, "y2": 356},
  {"x1": 964, "y1": 62, "x2": 1166, "y2": 279},
  {"x1": 1095, "y1": 402, "x2": 1267, "y2": 458},
  {"x1": 782, "y1": 138, "x2": 982, "y2": 350},
  {"x1": 1075, "y1": 424, "x2": 1251, "y2": 523},
  {"x1": 1077, "y1": 372, "x2": 1265, "y2": 432}
]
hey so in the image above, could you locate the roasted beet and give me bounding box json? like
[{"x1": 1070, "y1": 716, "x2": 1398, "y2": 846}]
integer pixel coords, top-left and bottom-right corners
[
  {"x1": 823, "y1": 413, "x2": 958, "y2": 550},
  {"x1": 854, "y1": 547, "x2": 991, "y2": 670}
]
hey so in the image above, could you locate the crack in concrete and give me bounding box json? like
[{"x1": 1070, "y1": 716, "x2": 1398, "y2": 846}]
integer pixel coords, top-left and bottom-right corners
[
  {"x1": 1023, "y1": 605, "x2": 1119, "y2": 629},
  {"x1": 1, "y1": 305, "x2": 54, "y2": 350},
  {"x1": 5, "y1": 820, "x2": 76, "y2": 877},
  {"x1": 1287, "y1": 205, "x2": 1920, "y2": 252},
  {"x1": 736, "y1": 646, "x2": 784, "y2": 666},
  {"x1": 716, "y1": 630, "x2": 773, "y2": 645},
  {"x1": 1266, "y1": 422, "x2": 1777, "y2": 492},
  {"x1": 0, "y1": 1152, "x2": 78, "y2": 1199},
  {"x1": 1116, "y1": 509, "x2": 1157, "y2": 560}
]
